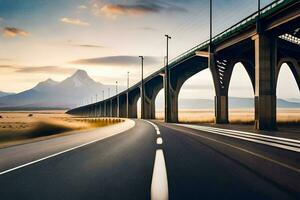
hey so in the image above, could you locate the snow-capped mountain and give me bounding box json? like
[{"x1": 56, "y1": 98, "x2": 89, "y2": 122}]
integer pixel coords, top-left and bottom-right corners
[
  {"x1": 0, "y1": 91, "x2": 15, "y2": 98},
  {"x1": 0, "y1": 70, "x2": 111, "y2": 109}
]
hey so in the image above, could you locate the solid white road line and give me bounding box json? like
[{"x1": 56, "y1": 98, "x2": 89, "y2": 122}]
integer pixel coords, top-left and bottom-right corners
[
  {"x1": 157, "y1": 137, "x2": 163, "y2": 145},
  {"x1": 0, "y1": 120, "x2": 136, "y2": 176},
  {"x1": 175, "y1": 128, "x2": 300, "y2": 173},
  {"x1": 180, "y1": 124, "x2": 300, "y2": 145},
  {"x1": 177, "y1": 124, "x2": 300, "y2": 153},
  {"x1": 151, "y1": 149, "x2": 169, "y2": 200}
]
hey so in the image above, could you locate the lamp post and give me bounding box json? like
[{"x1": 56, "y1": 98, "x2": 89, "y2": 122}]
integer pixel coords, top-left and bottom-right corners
[
  {"x1": 139, "y1": 56, "x2": 145, "y2": 119},
  {"x1": 164, "y1": 34, "x2": 171, "y2": 122},
  {"x1": 108, "y1": 88, "x2": 112, "y2": 117},
  {"x1": 116, "y1": 81, "x2": 119, "y2": 117},
  {"x1": 127, "y1": 72, "x2": 129, "y2": 118},
  {"x1": 257, "y1": 0, "x2": 261, "y2": 33}
]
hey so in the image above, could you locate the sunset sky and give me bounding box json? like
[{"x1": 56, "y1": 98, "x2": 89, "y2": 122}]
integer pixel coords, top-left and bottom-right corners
[{"x1": 0, "y1": 0, "x2": 299, "y2": 100}]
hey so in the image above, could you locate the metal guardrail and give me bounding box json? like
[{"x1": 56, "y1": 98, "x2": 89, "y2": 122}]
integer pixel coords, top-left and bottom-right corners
[{"x1": 69, "y1": 0, "x2": 297, "y2": 112}]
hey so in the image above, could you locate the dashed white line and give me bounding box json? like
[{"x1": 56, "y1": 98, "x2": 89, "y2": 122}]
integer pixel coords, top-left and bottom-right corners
[
  {"x1": 145, "y1": 120, "x2": 169, "y2": 200},
  {"x1": 151, "y1": 149, "x2": 169, "y2": 200},
  {"x1": 157, "y1": 137, "x2": 163, "y2": 144}
]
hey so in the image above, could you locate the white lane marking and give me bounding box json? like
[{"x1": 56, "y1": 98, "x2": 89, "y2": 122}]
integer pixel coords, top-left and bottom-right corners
[
  {"x1": 172, "y1": 127, "x2": 300, "y2": 173},
  {"x1": 179, "y1": 124, "x2": 300, "y2": 145},
  {"x1": 177, "y1": 124, "x2": 300, "y2": 153},
  {"x1": 193, "y1": 126, "x2": 300, "y2": 148},
  {"x1": 145, "y1": 120, "x2": 161, "y2": 135},
  {"x1": 157, "y1": 137, "x2": 163, "y2": 145},
  {"x1": 0, "y1": 120, "x2": 136, "y2": 176},
  {"x1": 151, "y1": 149, "x2": 169, "y2": 200},
  {"x1": 145, "y1": 120, "x2": 169, "y2": 200}
]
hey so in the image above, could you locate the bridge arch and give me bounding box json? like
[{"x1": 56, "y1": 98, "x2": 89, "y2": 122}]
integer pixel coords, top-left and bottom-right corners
[
  {"x1": 276, "y1": 60, "x2": 300, "y2": 123},
  {"x1": 169, "y1": 56, "x2": 209, "y2": 122},
  {"x1": 227, "y1": 62, "x2": 255, "y2": 123},
  {"x1": 178, "y1": 68, "x2": 215, "y2": 122},
  {"x1": 276, "y1": 58, "x2": 300, "y2": 91}
]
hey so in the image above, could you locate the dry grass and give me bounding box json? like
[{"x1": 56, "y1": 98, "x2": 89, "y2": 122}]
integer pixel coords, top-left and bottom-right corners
[
  {"x1": 154, "y1": 108, "x2": 300, "y2": 125},
  {"x1": 0, "y1": 111, "x2": 123, "y2": 148}
]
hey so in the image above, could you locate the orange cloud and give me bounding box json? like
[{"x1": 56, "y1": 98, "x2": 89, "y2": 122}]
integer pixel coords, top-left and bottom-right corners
[
  {"x1": 92, "y1": 1, "x2": 186, "y2": 19},
  {"x1": 100, "y1": 4, "x2": 155, "y2": 17},
  {"x1": 2, "y1": 27, "x2": 29, "y2": 38},
  {"x1": 60, "y1": 17, "x2": 90, "y2": 26}
]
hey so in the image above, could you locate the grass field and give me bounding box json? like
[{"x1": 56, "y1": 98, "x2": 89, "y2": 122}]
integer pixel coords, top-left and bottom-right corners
[
  {"x1": 0, "y1": 110, "x2": 122, "y2": 148},
  {"x1": 155, "y1": 108, "x2": 300, "y2": 124}
]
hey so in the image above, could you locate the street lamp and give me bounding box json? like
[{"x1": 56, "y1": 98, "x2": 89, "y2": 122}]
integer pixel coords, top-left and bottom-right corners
[
  {"x1": 139, "y1": 56, "x2": 144, "y2": 119},
  {"x1": 116, "y1": 80, "x2": 119, "y2": 117},
  {"x1": 164, "y1": 34, "x2": 171, "y2": 122},
  {"x1": 116, "y1": 81, "x2": 118, "y2": 94},
  {"x1": 127, "y1": 72, "x2": 129, "y2": 118}
]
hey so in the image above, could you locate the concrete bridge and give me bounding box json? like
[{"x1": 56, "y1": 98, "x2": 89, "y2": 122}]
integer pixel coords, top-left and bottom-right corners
[{"x1": 67, "y1": 0, "x2": 300, "y2": 130}]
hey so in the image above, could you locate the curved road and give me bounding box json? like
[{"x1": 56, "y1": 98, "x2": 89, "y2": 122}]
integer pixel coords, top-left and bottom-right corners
[{"x1": 0, "y1": 119, "x2": 299, "y2": 200}]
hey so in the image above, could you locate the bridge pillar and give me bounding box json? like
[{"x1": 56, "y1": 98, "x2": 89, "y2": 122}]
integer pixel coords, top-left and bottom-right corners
[
  {"x1": 143, "y1": 96, "x2": 155, "y2": 119},
  {"x1": 119, "y1": 95, "x2": 127, "y2": 118},
  {"x1": 253, "y1": 34, "x2": 277, "y2": 130},
  {"x1": 214, "y1": 95, "x2": 229, "y2": 123},
  {"x1": 209, "y1": 52, "x2": 229, "y2": 124},
  {"x1": 165, "y1": 85, "x2": 178, "y2": 123},
  {"x1": 128, "y1": 101, "x2": 137, "y2": 118}
]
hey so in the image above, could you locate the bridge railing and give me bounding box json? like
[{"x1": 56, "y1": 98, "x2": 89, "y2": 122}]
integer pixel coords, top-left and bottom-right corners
[
  {"x1": 69, "y1": 0, "x2": 297, "y2": 113},
  {"x1": 130, "y1": 0, "x2": 296, "y2": 99},
  {"x1": 168, "y1": 0, "x2": 295, "y2": 68}
]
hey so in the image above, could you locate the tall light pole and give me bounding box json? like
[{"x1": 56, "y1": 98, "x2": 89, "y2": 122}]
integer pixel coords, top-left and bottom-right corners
[
  {"x1": 108, "y1": 88, "x2": 112, "y2": 117},
  {"x1": 209, "y1": 0, "x2": 212, "y2": 46},
  {"x1": 116, "y1": 81, "x2": 118, "y2": 94},
  {"x1": 95, "y1": 94, "x2": 98, "y2": 117},
  {"x1": 164, "y1": 34, "x2": 171, "y2": 122},
  {"x1": 102, "y1": 90, "x2": 105, "y2": 116},
  {"x1": 257, "y1": 0, "x2": 261, "y2": 33},
  {"x1": 127, "y1": 72, "x2": 129, "y2": 118},
  {"x1": 116, "y1": 81, "x2": 119, "y2": 117},
  {"x1": 139, "y1": 56, "x2": 145, "y2": 119}
]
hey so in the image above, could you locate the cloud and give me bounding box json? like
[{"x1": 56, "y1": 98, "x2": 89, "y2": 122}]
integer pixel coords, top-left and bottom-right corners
[
  {"x1": 0, "y1": 65, "x2": 76, "y2": 74},
  {"x1": 16, "y1": 66, "x2": 77, "y2": 74},
  {"x1": 2, "y1": 27, "x2": 29, "y2": 38},
  {"x1": 71, "y1": 55, "x2": 161, "y2": 66},
  {"x1": 75, "y1": 44, "x2": 104, "y2": 48},
  {"x1": 78, "y1": 5, "x2": 88, "y2": 9},
  {"x1": 67, "y1": 40, "x2": 104, "y2": 48},
  {"x1": 92, "y1": 0, "x2": 186, "y2": 18},
  {"x1": 136, "y1": 27, "x2": 157, "y2": 31},
  {"x1": 60, "y1": 17, "x2": 90, "y2": 26}
]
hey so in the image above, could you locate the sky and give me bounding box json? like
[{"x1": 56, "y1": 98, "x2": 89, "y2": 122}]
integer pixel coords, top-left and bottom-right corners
[{"x1": 0, "y1": 0, "x2": 299, "y2": 100}]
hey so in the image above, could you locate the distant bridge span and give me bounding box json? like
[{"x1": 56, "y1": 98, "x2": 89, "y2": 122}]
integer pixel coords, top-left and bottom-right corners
[{"x1": 67, "y1": 0, "x2": 300, "y2": 130}]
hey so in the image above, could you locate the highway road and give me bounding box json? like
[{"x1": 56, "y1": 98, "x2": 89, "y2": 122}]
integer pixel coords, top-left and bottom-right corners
[{"x1": 0, "y1": 119, "x2": 299, "y2": 200}]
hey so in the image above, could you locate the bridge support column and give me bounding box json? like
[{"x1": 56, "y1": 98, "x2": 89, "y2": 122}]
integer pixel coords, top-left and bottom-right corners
[
  {"x1": 143, "y1": 96, "x2": 155, "y2": 119},
  {"x1": 214, "y1": 95, "x2": 229, "y2": 124},
  {"x1": 165, "y1": 86, "x2": 178, "y2": 123},
  {"x1": 119, "y1": 95, "x2": 127, "y2": 118},
  {"x1": 253, "y1": 34, "x2": 277, "y2": 130},
  {"x1": 128, "y1": 102, "x2": 137, "y2": 118},
  {"x1": 209, "y1": 52, "x2": 229, "y2": 124}
]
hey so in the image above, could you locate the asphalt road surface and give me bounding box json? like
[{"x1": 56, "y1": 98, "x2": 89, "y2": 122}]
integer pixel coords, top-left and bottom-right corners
[{"x1": 0, "y1": 119, "x2": 299, "y2": 200}]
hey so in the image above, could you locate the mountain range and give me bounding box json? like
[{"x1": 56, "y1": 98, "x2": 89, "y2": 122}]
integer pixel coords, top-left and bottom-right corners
[
  {"x1": 0, "y1": 69, "x2": 299, "y2": 110},
  {"x1": 0, "y1": 70, "x2": 110, "y2": 110}
]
